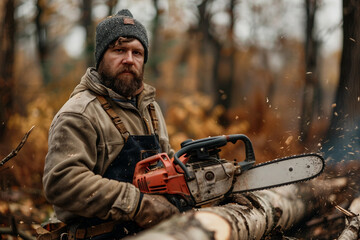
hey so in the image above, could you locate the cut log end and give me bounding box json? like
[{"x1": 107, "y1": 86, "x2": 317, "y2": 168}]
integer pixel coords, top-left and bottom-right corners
[{"x1": 194, "y1": 211, "x2": 231, "y2": 240}]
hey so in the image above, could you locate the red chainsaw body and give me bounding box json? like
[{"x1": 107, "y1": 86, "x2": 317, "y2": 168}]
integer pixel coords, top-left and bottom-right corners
[{"x1": 132, "y1": 153, "x2": 191, "y2": 198}]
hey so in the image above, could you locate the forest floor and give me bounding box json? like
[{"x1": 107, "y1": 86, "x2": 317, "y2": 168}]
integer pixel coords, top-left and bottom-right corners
[{"x1": 0, "y1": 162, "x2": 359, "y2": 240}]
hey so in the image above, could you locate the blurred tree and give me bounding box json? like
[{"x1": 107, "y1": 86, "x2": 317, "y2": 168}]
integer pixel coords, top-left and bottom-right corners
[
  {"x1": 191, "y1": 0, "x2": 213, "y2": 94},
  {"x1": 192, "y1": 0, "x2": 238, "y2": 126},
  {"x1": 324, "y1": 0, "x2": 360, "y2": 162},
  {"x1": 81, "y1": 0, "x2": 119, "y2": 67},
  {"x1": 213, "y1": 0, "x2": 237, "y2": 116},
  {"x1": 174, "y1": 0, "x2": 215, "y2": 95},
  {"x1": 0, "y1": 0, "x2": 15, "y2": 138},
  {"x1": 148, "y1": 0, "x2": 162, "y2": 79},
  {"x1": 34, "y1": 0, "x2": 74, "y2": 84},
  {"x1": 299, "y1": 0, "x2": 323, "y2": 142},
  {"x1": 106, "y1": 0, "x2": 118, "y2": 15},
  {"x1": 81, "y1": 0, "x2": 95, "y2": 67},
  {"x1": 35, "y1": 0, "x2": 52, "y2": 84}
]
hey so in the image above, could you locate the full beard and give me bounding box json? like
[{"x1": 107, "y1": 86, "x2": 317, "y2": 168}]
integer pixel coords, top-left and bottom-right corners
[{"x1": 99, "y1": 65, "x2": 144, "y2": 98}]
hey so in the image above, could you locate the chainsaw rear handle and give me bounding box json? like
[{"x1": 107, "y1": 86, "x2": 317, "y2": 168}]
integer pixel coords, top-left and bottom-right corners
[{"x1": 174, "y1": 134, "x2": 255, "y2": 181}]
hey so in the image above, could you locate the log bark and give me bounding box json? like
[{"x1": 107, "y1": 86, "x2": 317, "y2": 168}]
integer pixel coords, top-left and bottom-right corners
[
  {"x1": 125, "y1": 178, "x2": 347, "y2": 240},
  {"x1": 337, "y1": 197, "x2": 360, "y2": 240}
]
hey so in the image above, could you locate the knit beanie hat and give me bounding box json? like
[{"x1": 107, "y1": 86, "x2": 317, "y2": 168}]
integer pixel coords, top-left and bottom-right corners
[{"x1": 95, "y1": 9, "x2": 149, "y2": 69}]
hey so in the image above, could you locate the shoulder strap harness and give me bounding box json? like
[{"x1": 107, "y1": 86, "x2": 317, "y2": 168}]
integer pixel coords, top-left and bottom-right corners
[{"x1": 96, "y1": 95, "x2": 159, "y2": 141}]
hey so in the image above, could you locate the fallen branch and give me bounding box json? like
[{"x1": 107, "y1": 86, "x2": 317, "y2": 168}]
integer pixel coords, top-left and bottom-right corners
[
  {"x1": 0, "y1": 126, "x2": 34, "y2": 167},
  {"x1": 125, "y1": 178, "x2": 347, "y2": 240}
]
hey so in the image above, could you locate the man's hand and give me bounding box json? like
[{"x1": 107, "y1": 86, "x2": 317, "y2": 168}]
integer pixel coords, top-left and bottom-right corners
[{"x1": 133, "y1": 194, "x2": 179, "y2": 228}]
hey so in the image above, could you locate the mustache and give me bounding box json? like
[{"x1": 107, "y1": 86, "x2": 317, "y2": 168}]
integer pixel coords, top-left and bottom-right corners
[{"x1": 118, "y1": 66, "x2": 136, "y2": 75}]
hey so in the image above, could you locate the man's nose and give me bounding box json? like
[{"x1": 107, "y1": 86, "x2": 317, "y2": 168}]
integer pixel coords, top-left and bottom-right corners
[{"x1": 122, "y1": 51, "x2": 134, "y2": 64}]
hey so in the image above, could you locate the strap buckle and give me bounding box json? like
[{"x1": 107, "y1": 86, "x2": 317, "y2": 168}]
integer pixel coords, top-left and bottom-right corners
[{"x1": 101, "y1": 102, "x2": 111, "y2": 110}]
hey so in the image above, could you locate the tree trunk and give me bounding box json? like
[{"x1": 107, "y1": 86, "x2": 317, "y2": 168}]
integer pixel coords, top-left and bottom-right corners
[
  {"x1": 196, "y1": 0, "x2": 214, "y2": 95},
  {"x1": 125, "y1": 178, "x2": 346, "y2": 240},
  {"x1": 324, "y1": 0, "x2": 360, "y2": 162},
  {"x1": 148, "y1": 0, "x2": 162, "y2": 79},
  {"x1": 213, "y1": 0, "x2": 237, "y2": 126},
  {"x1": 299, "y1": 0, "x2": 322, "y2": 143},
  {"x1": 81, "y1": 0, "x2": 95, "y2": 67},
  {"x1": 35, "y1": 0, "x2": 52, "y2": 84},
  {"x1": 106, "y1": 0, "x2": 118, "y2": 16},
  {"x1": 0, "y1": 0, "x2": 15, "y2": 138},
  {"x1": 195, "y1": 0, "x2": 238, "y2": 126}
]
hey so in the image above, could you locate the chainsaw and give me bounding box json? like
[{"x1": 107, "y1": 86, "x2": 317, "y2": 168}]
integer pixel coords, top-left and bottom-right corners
[{"x1": 133, "y1": 134, "x2": 325, "y2": 211}]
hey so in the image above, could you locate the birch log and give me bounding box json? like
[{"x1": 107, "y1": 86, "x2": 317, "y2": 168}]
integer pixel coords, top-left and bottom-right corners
[
  {"x1": 125, "y1": 178, "x2": 347, "y2": 240},
  {"x1": 337, "y1": 197, "x2": 360, "y2": 240}
]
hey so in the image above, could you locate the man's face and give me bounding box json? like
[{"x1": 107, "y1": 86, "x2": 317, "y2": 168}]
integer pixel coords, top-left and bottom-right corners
[{"x1": 98, "y1": 38, "x2": 145, "y2": 98}]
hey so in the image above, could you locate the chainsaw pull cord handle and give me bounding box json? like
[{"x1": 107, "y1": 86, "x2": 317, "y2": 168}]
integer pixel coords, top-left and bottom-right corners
[{"x1": 174, "y1": 134, "x2": 255, "y2": 180}]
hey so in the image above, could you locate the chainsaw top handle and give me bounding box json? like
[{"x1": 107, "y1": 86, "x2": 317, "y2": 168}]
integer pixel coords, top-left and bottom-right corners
[{"x1": 174, "y1": 134, "x2": 256, "y2": 181}]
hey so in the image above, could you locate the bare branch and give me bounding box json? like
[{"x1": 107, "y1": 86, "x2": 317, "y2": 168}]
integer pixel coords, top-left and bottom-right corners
[{"x1": 0, "y1": 125, "x2": 35, "y2": 167}]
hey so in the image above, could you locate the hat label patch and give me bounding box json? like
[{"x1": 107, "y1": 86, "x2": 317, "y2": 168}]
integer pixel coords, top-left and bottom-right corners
[{"x1": 124, "y1": 18, "x2": 135, "y2": 25}]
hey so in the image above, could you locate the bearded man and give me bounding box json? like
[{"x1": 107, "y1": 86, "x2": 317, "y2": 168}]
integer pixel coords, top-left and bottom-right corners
[{"x1": 42, "y1": 9, "x2": 178, "y2": 239}]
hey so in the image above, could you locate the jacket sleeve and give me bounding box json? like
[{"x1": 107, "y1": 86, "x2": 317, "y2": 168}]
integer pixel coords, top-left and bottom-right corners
[{"x1": 43, "y1": 112, "x2": 140, "y2": 222}]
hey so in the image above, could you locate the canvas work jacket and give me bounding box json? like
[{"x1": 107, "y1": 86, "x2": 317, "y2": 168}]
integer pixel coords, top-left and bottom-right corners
[{"x1": 43, "y1": 67, "x2": 173, "y2": 223}]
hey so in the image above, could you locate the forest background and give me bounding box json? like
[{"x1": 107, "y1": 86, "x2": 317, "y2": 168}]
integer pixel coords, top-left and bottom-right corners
[{"x1": 0, "y1": 0, "x2": 359, "y2": 233}]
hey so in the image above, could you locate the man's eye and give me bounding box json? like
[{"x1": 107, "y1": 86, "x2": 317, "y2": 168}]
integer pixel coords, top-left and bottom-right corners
[{"x1": 133, "y1": 51, "x2": 143, "y2": 56}]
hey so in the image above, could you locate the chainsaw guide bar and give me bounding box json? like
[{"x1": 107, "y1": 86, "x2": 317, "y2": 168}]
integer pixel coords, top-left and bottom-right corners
[{"x1": 232, "y1": 153, "x2": 325, "y2": 193}]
